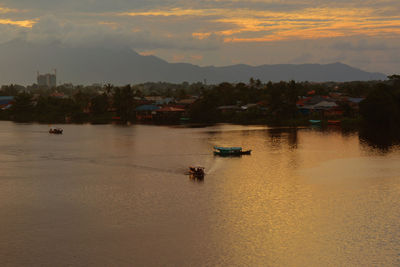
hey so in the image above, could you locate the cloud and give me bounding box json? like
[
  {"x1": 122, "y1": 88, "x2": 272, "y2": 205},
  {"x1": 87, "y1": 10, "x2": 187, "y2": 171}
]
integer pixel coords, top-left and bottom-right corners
[
  {"x1": 0, "y1": 18, "x2": 35, "y2": 27},
  {"x1": 0, "y1": 5, "x2": 15, "y2": 13},
  {"x1": 0, "y1": 4, "x2": 35, "y2": 27},
  {"x1": 3, "y1": 14, "x2": 221, "y2": 52},
  {"x1": 1, "y1": 0, "x2": 400, "y2": 73},
  {"x1": 331, "y1": 39, "x2": 394, "y2": 51},
  {"x1": 114, "y1": 5, "x2": 400, "y2": 44},
  {"x1": 4, "y1": 1, "x2": 400, "y2": 45}
]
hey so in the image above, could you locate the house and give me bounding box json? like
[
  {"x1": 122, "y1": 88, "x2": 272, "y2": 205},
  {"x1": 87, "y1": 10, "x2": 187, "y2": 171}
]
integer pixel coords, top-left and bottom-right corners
[
  {"x1": 217, "y1": 105, "x2": 241, "y2": 114},
  {"x1": 347, "y1": 97, "x2": 364, "y2": 104},
  {"x1": 144, "y1": 96, "x2": 163, "y2": 103},
  {"x1": 341, "y1": 97, "x2": 365, "y2": 113},
  {"x1": 0, "y1": 96, "x2": 14, "y2": 110},
  {"x1": 176, "y1": 98, "x2": 197, "y2": 107},
  {"x1": 241, "y1": 103, "x2": 259, "y2": 110},
  {"x1": 50, "y1": 91, "x2": 67, "y2": 99},
  {"x1": 297, "y1": 95, "x2": 342, "y2": 116},
  {"x1": 313, "y1": 101, "x2": 343, "y2": 116},
  {"x1": 154, "y1": 106, "x2": 186, "y2": 121},
  {"x1": 135, "y1": 105, "x2": 160, "y2": 120},
  {"x1": 155, "y1": 97, "x2": 175, "y2": 105},
  {"x1": 313, "y1": 101, "x2": 338, "y2": 110}
]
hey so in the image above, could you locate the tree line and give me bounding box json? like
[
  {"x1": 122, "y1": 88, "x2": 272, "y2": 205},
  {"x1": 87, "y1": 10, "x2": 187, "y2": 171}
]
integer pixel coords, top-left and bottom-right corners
[
  {"x1": 1, "y1": 77, "x2": 400, "y2": 143},
  {"x1": 2, "y1": 85, "x2": 140, "y2": 124}
]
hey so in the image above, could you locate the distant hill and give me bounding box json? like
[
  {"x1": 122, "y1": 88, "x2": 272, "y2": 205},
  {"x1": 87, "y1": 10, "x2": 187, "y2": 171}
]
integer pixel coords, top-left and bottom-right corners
[{"x1": 0, "y1": 40, "x2": 387, "y2": 85}]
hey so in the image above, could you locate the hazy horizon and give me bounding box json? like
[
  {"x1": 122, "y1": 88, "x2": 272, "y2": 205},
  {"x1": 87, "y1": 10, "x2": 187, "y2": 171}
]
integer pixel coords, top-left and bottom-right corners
[{"x1": 0, "y1": 40, "x2": 386, "y2": 85}]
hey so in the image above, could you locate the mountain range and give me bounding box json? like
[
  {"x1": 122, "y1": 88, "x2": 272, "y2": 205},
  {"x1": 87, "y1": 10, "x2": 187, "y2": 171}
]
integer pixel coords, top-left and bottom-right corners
[{"x1": 0, "y1": 40, "x2": 387, "y2": 85}]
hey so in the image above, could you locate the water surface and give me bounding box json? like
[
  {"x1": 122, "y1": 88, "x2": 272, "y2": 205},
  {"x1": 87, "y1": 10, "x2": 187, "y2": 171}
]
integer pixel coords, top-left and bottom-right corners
[{"x1": 0, "y1": 122, "x2": 399, "y2": 266}]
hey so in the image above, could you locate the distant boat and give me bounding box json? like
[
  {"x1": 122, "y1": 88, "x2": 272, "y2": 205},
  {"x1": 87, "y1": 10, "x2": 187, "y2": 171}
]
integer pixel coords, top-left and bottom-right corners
[
  {"x1": 214, "y1": 146, "x2": 251, "y2": 156},
  {"x1": 49, "y1": 128, "x2": 63, "y2": 134},
  {"x1": 188, "y1": 166, "x2": 205, "y2": 179},
  {"x1": 309, "y1": 120, "x2": 321, "y2": 124}
]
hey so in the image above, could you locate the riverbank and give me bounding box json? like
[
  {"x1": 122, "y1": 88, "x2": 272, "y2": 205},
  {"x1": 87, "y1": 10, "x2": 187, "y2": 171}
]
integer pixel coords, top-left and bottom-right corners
[{"x1": 0, "y1": 114, "x2": 361, "y2": 129}]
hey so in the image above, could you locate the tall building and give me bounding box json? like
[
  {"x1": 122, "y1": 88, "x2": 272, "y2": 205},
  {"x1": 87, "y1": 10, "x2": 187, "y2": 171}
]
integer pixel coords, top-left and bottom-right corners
[{"x1": 37, "y1": 70, "x2": 57, "y2": 88}]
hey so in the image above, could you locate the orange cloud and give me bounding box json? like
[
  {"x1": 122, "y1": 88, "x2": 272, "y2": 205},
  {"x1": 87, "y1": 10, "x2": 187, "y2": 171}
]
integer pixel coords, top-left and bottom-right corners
[
  {"x1": 0, "y1": 6, "x2": 18, "y2": 14},
  {"x1": 118, "y1": 7, "x2": 400, "y2": 43},
  {"x1": 172, "y1": 54, "x2": 185, "y2": 62},
  {"x1": 119, "y1": 8, "x2": 221, "y2": 17},
  {"x1": 190, "y1": 54, "x2": 203, "y2": 60},
  {"x1": 192, "y1": 32, "x2": 211, "y2": 40},
  {"x1": 138, "y1": 50, "x2": 156, "y2": 56},
  {"x1": 0, "y1": 4, "x2": 35, "y2": 28},
  {"x1": 0, "y1": 18, "x2": 36, "y2": 28},
  {"x1": 98, "y1": 21, "x2": 119, "y2": 29}
]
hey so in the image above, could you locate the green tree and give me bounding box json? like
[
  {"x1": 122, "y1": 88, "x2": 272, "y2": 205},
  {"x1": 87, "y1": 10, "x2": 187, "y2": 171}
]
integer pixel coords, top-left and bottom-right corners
[
  {"x1": 0, "y1": 84, "x2": 20, "y2": 96},
  {"x1": 113, "y1": 85, "x2": 135, "y2": 122},
  {"x1": 35, "y1": 96, "x2": 79, "y2": 123},
  {"x1": 73, "y1": 90, "x2": 91, "y2": 111},
  {"x1": 11, "y1": 92, "x2": 34, "y2": 122},
  {"x1": 360, "y1": 84, "x2": 400, "y2": 133},
  {"x1": 104, "y1": 83, "x2": 114, "y2": 96},
  {"x1": 91, "y1": 93, "x2": 109, "y2": 116}
]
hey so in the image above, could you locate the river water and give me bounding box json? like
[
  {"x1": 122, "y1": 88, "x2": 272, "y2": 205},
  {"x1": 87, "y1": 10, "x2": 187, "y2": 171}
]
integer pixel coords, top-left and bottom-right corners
[{"x1": 0, "y1": 122, "x2": 400, "y2": 266}]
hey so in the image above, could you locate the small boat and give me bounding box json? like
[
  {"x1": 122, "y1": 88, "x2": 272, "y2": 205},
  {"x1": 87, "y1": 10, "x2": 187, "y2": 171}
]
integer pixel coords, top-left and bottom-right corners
[
  {"x1": 327, "y1": 120, "x2": 341, "y2": 125},
  {"x1": 188, "y1": 166, "x2": 205, "y2": 178},
  {"x1": 213, "y1": 146, "x2": 251, "y2": 156},
  {"x1": 309, "y1": 119, "x2": 321, "y2": 124},
  {"x1": 49, "y1": 128, "x2": 63, "y2": 134}
]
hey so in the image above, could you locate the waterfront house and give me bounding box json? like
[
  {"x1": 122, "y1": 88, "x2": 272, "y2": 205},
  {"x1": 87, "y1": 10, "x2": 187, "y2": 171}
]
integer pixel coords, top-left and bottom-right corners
[
  {"x1": 297, "y1": 95, "x2": 342, "y2": 117},
  {"x1": 342, "y1": 97, "x2": 365, "y2": 114},
  {"x1": 176, "y1": 98, "x2": 197, "y2": 108},
  {"x1": 0, "y1": 96, "x2": 13, "y2": 110},
  {"x1": 154, "y1": 106, "x2": 185, "y2": 121},
  {"x1": 135, "y1": 105, "x2": 160, "y2": 121},
  {"x1": 144, "y1": 96, "x2": 163, "y2": 104},
  {"x1": 217, "y1": 105, "x2": 241, "y2": 114},
  {"x1": 241, "y1": 103, "x2": 259, "y2": 110},
  {"x1": 50, "y1": 91, "x2": 67, "y2": 99},
  {"x1": 155, "y1": 97, "x2": 175, "y2": 105}
]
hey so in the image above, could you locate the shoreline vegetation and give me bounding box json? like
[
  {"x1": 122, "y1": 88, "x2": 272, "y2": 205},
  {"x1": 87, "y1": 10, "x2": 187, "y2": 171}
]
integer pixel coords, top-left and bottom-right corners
[{"x1": 1, "y1": 76, "x2": 400, "y2": 145}]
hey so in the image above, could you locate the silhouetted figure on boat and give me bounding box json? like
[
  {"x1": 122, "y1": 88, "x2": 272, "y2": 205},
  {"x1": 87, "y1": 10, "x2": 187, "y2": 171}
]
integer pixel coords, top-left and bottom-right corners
[
  {"x1": 188, "y1": 166, "x2": 205, "y2": 179},
  {"x1": 49, "y1": 128, "x2": 63, "y2": 134}
]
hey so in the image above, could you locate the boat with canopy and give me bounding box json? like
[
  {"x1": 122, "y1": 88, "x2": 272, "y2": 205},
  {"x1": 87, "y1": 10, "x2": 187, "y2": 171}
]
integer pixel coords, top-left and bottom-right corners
[
  {"x1": 213, "y1": 146, "x2": 251, "y2": 156},
  {"x1": 188, "y1": 166, "x2": 205, "y2": 179},
  {"x1": 49, "y1": 128, "x2": 63, "y2": 134},
  {"x1": 309, "y1": 120, "x2": 321, "y2": 124}
]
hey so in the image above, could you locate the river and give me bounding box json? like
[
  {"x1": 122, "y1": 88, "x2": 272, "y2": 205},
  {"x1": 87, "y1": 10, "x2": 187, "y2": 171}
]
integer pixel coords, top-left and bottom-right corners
[{"x1": 1, "y1": 122, "x2": 400, "y2": 266}]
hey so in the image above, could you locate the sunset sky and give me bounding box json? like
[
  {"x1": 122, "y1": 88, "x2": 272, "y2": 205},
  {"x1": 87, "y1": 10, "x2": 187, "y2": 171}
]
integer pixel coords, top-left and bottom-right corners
[{"x1": 0, "y1": 0, "x2": 399, "y2": 74}]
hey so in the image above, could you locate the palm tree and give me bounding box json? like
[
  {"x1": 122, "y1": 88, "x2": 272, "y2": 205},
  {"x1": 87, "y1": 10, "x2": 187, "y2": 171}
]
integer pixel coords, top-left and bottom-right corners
[{"x1": 104, "y1": 83, "x2": 114, "y2": 96}]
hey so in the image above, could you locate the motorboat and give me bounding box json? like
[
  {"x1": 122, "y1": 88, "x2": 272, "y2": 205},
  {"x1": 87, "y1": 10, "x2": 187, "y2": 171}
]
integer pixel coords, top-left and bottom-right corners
[
  {"x1": 309, "y1": 119, "x2": 321, "y2": 124},
  {"x1": 213, "y1": 146, "x2": 251, "y2": 156},
  {"x1": 188, "y1": 166, "x2": 205, "y2": 178},
  {"x1": 49, "y1": 128, "x2": 63, "y2": 134}
]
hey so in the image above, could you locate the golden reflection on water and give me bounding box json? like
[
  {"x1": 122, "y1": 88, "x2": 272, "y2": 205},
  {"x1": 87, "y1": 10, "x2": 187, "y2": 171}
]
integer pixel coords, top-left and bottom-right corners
[
  {"x1": 207, "y1": 125, "x2": 400, "y2": 266},
  {"x1": 0, "y1": 122, "x2": 400, "y2": 266}
]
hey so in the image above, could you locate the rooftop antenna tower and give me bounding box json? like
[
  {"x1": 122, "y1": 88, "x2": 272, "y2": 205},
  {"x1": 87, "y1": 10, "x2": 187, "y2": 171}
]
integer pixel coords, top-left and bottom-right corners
[{"x1": 54, "y1": 69, "x2": 57, "y2": 88}]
